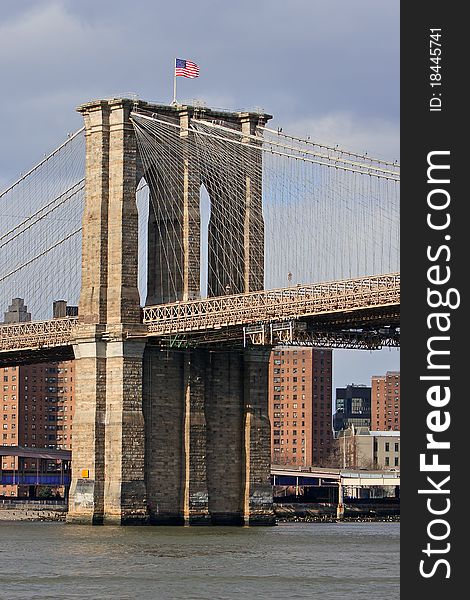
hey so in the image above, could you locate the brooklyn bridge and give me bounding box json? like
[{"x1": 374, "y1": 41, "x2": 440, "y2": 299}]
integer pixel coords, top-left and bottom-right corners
[{"x1": 0, "y1": 98, "x2": 399, "y2": 524}]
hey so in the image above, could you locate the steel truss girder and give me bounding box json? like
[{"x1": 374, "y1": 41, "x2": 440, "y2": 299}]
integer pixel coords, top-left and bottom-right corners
[
  {"x1": 0, "y1": 317, "x2": 78, "y2": 353},
  {"x1": 0, "y1": 273, "x2": 400, "y2": 359},
  {"x1": 143, "y1": 273, "x2": 400, "y2": 335}
]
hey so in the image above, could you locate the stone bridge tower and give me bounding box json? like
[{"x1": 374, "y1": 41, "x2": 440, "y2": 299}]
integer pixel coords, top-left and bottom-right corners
[{"x1": 67, "y1": 98, "x2": 274, "y2": 525}]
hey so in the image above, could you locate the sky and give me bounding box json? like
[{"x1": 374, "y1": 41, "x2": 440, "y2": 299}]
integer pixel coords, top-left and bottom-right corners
[{"x1": 0, "y1": 0, "x2": 400, "y2": 392}]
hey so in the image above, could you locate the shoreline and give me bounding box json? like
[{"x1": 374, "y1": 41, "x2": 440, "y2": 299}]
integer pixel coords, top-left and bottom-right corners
[
  {"x1": 273, "y1": 501, "x2": 399, "y2": 523},
  {"x1": 276, "y1": 515, "x2": 400, "y2": 523},
  {"x1": 0, "y1": 500, "x2": 400, "y2": 524}
]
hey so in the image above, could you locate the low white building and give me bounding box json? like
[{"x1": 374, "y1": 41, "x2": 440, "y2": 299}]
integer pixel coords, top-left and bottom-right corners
[{"x1": 338, "y1": 426, "x2": 400, "y2": 470}]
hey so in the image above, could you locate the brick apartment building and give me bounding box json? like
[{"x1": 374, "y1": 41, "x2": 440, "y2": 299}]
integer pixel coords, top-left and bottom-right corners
[
  {"x1": 1, "y1": 299, "x2": 75, "y2": 497},
  {"x1": 268, "y1": 347, "x2": 333, "y2": 467},
  {"x1": 371, "y1": 371, "x2": 400, "y2": 431},
  {"x1": 1, "y1": 361, "x2": 75, "y2": 497}
]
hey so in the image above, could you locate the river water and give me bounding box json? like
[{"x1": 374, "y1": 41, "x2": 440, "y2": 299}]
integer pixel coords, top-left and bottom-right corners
[{"x1": 0, "y1": 522, "x2": 399, "y2": 600}]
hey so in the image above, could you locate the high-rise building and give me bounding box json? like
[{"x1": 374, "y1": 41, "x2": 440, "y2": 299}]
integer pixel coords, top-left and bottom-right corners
[
  {"x1": 371, "y1": 371, "x2": 400, "y2": 431},
  {"x1": 1, "y1": 361, "x2": 75, "y2": 497},
  {"x1": 1, "y1": 298, "x2": 75, "y2": 497},
  {"x1": 268, "y1": 347, "x2": 333, "y2": 467},
  {"x1": 3, "y1": 298, "x2": 31, "y2": 323},
  {"x1": 333, "y1": 384, "x2": 371, "y2": 433}
]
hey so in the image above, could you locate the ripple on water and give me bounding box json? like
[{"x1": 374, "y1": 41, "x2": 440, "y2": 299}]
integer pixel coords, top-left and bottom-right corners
[{"x1": 0, "y1": 522, "x2": 399, "y2": 600}]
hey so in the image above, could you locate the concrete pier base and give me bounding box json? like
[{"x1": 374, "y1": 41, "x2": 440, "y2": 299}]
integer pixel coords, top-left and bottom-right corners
[{"x1": 143, "y1": 347, "x2": 274, "y2": 525}]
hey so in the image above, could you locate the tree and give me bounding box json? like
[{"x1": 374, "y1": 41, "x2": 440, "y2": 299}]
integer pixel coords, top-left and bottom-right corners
[
  {"x1": 323, "y1": 439, "x2": 342, "y2": 468},
  {"x1": 37, "y1": 486, "x2": 54, "y2": 499}
]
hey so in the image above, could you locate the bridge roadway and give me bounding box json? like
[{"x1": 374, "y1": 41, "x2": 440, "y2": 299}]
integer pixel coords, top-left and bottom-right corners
[
  {"x1": 271, "y1": 465, "x2": 400, "y2": 488},
  {"x1": 0, "y1": 465, "x2": 400, "y2": 489},
  {"x1": 0, "y1": 272, "x2": 399, "y2": 365}
]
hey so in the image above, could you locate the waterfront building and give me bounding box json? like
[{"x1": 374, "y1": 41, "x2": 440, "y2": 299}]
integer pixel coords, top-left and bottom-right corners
[
  {"x1": 337, "y1": 426, "x2": 400, "y2": 470},
  {"x1": 1, "y1": 298, "x2": 75, "y2": 497},
  {"x1": 268, "y1": 347, "x2": 333, "y2": 467},
  {"x1": 1, "y1": 361, "x2": 75, "y2": 497},
  {"x1": 333, "y1": 383, "x2": 371, "y2": 432},
  {"x1": 371, "y1": 371, "x2": 400, "y2": 431}
]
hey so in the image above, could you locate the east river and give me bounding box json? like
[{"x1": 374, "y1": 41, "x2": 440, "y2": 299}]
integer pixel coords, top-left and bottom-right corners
[{"x1": 0, "y1": 522, "x2": 399, "y2": 599}]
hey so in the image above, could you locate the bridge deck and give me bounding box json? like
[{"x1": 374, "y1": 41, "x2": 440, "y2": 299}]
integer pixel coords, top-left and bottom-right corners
[
  {"x1": 271, "y1": 466, "x2": 400, "y2": 487},
  {"x1": 0, "y1": 273, "x2": 399, "y2": 358},
  {"x1": 143, "y1": 273, "x2": 399, "y2": 334}
]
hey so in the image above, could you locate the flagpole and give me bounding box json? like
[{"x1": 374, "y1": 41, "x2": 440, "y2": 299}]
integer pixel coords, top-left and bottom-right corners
[{"x1": 172, "y1": 59, "x2": 177, "y2": 105}]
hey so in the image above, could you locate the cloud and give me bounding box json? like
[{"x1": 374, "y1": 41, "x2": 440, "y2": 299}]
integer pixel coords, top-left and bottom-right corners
[
  {"x1": 0, "y1": 2, "x2": 113, "y2": 69},
  {"x1": 0, "y1": 0, "x2": 400, "y2": 370},
  {"x1": 0, "y1": 2, "x2": 113, "y2": 181},
  {"x1": 282, "y1": 112, "x2": 399, "y2": 162},
  {"x1": 0, "y1": 0, "x2": 399, "y2": 180}
]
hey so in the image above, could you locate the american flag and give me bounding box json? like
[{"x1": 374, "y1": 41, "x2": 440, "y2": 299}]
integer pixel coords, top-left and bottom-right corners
[{"x1": 175, "y1": 58, "x2": 199, "y2": 79}]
